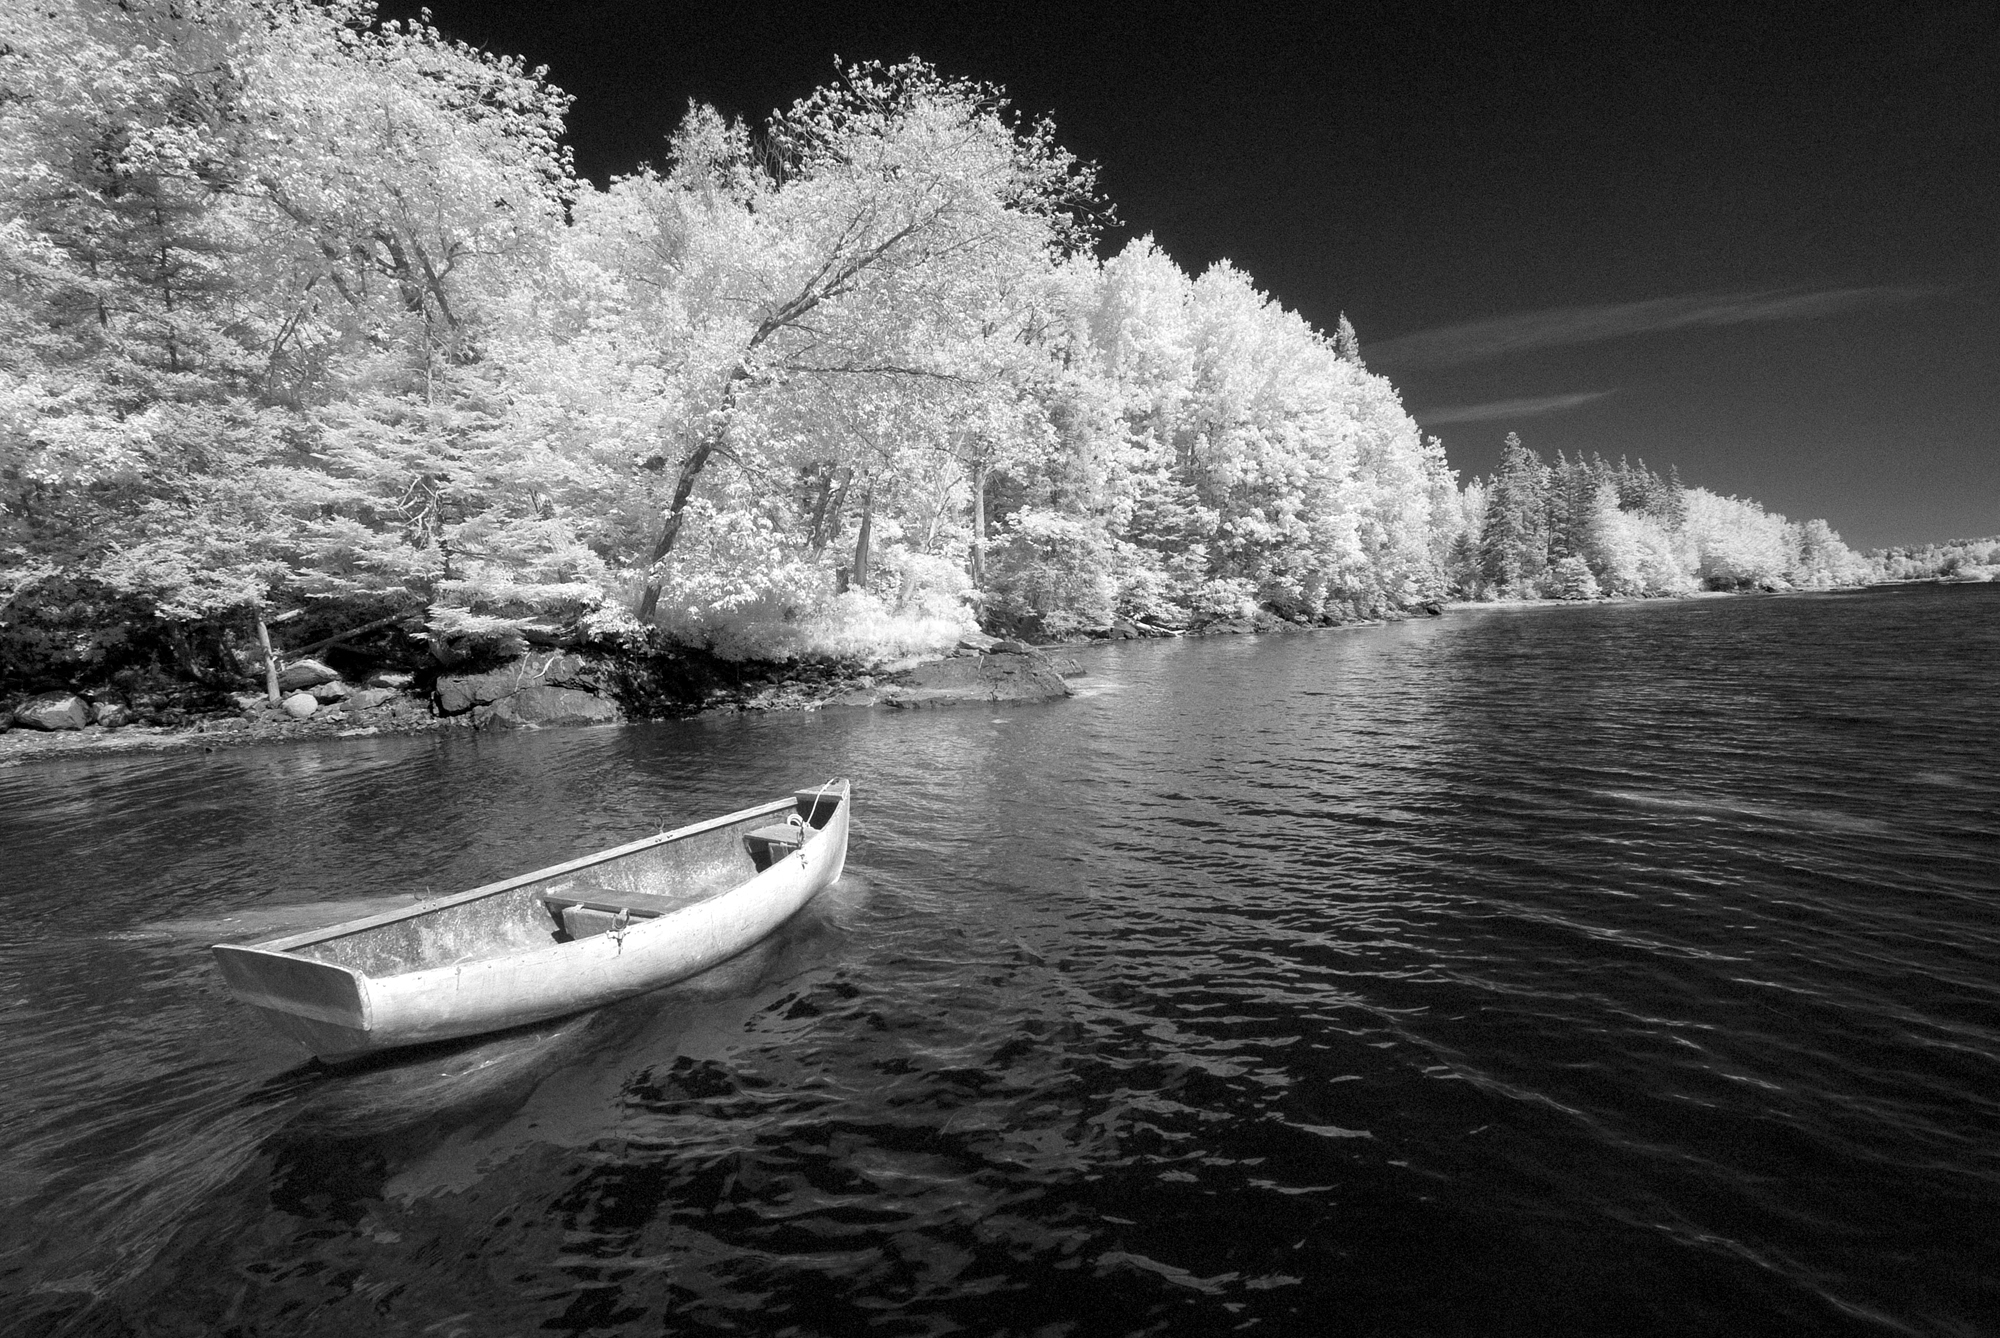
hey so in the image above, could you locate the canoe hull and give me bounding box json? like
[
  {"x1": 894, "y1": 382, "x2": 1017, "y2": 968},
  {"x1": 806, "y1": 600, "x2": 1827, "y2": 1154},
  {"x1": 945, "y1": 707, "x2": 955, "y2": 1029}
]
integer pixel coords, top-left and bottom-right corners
[{"x1": 213, "y1": 783, "x2": 850, "y2": 1061}]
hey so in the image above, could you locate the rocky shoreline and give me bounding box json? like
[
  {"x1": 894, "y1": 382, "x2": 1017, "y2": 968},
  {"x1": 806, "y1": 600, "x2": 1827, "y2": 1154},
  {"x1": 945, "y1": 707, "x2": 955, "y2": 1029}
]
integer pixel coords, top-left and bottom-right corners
[
  {"x1": 0, "y1": 597, "x2": 1428, "y2": 767},
  {"x1": 0, "y1": 629, "x2": 1101, "y2": 767}
]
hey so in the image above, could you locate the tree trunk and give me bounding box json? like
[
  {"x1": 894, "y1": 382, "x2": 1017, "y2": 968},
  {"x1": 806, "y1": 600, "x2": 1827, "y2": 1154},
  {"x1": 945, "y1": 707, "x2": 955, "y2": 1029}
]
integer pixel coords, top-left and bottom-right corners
[
  {"x1": 807, "y1": 463, "x2": 852, "y2": 553},
  {"x1": 969, "y1": 458, "x2": 988, "y2": 587},
  {"x1": 851, "y1": 483, "x2": 875, "y2": 591},
  {"x1": 636, "y1": 363, "x2": 751, "y2": 623},
  {"x1": 253, "y1": 606, "x2": 280, "y2": 705}
]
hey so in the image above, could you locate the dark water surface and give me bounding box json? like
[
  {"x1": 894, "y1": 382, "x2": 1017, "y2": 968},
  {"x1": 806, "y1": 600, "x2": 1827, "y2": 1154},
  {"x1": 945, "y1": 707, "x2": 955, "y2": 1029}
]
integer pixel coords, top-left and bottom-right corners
[{"x1": 3, "y1": 585, "x2": 1996, "y2": 1337}]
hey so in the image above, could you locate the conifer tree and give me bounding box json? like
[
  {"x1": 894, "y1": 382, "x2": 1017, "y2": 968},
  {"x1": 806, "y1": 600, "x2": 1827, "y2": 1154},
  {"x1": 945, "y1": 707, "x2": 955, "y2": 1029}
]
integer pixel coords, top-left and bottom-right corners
[
  {"x1": 1478, "y1": 433, "x2": 1548, "y2": 595},
  {"x1": 1334, "y1": 313, "x2": 1364, "y2": 367}
]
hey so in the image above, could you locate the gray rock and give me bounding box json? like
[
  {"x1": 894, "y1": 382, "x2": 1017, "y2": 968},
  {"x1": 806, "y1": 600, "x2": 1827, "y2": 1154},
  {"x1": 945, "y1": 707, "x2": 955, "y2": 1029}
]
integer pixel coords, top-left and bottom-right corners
[
  {"x1": 435, "y1": 652, "x2": 596, "y2": 716},
  {"x1": 1047, "y1": 655, "x2": 1087, "y2": 678},
  {"x1": 518, "y1": 619, "x2": 572, "y2": 647},
  {"x1": 1108, "y1": 618, "x2": 1141, "y2": 640},
  {"x1": 278, "y1": 658, "x2": 341, "y2": 691},
  {"x1": 231, "y1": 691, "x2": 270, "y2": 713},
  {"x1": 15, "y1": 693, "x2": 90, "y2": 731},
  {"x1": 989, "y1": 637, "x2": 1036, "y2": 655},
  {"x1": 90, "y1": 702, "x2": 133, "y2": 729},
  {"x1": 956, "y1": 632, "x2": 999, "y2": 652},
  {"x1": 347, "y1": 687, "x2": 399, "y2": 711},
  {"x1": 282, "y1": 691, "x2": 319, "y2": 720},
  {"x1": 367, "y1": 670, "x2": 414, "y2": 690},
  {"x1": 879, "y1": 653, "x2": 1071, "y2": 708},
  {"x1": 475, "y1": 685, "x2": 619, "y2": 729},
  {"x1": 310, "y1": 679, "x2": 353, "y2": 703}
]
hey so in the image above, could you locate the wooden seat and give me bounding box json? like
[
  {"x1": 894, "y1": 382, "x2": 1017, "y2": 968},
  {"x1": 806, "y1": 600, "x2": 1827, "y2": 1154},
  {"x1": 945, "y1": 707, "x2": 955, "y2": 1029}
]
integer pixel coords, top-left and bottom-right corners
[
  {"x1": 541, "y1": 888, "x2": 681, "y2": 940},
  {"x1": 744, "y1": 823, "x2": 804, "y2": 872}
]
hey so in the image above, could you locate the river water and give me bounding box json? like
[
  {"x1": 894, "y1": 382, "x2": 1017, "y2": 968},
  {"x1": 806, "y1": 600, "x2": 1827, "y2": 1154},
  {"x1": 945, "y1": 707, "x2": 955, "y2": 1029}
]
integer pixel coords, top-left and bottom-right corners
[{"x1": 2, "y1": 584, "x2": 1995, "y2": 1337}]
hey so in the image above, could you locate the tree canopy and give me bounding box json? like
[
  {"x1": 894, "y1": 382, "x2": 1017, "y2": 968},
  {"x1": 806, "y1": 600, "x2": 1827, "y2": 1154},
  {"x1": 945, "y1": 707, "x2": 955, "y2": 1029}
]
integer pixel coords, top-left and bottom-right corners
[{"x1": 1, "y1": 0, "x2": 1875, "y2": 678}]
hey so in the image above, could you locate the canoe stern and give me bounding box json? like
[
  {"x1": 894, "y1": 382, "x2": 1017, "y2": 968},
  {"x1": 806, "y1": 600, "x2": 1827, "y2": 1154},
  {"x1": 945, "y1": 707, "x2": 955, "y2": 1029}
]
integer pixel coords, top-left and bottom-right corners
[{"x1": 212, "y1": 943, "x2": 372, "y2": 1057}]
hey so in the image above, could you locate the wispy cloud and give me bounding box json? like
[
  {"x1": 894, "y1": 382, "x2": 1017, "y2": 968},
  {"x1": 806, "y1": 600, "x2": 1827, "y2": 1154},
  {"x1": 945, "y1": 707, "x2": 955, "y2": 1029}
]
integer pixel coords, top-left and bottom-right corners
[
  {"x1": 1414, "y1": 391, "x2": 1615, "y2": 425},
  {"x1": 1369, "y1": 285, "x2": 1942, "y2": 370}
]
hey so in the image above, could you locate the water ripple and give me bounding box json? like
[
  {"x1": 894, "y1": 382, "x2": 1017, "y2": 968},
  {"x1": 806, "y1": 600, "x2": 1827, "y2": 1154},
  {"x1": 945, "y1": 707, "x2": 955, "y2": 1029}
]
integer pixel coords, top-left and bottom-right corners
[{"x1": 1, "y1": 584, "x2": 1995, "y2": 1335}]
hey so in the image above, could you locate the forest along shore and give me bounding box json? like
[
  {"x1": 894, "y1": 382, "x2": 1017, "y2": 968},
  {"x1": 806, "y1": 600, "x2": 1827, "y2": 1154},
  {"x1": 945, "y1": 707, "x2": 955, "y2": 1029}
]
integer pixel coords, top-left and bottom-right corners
[{"x1": 0, "y1": 610, "x2": 1404, "y2": 767}]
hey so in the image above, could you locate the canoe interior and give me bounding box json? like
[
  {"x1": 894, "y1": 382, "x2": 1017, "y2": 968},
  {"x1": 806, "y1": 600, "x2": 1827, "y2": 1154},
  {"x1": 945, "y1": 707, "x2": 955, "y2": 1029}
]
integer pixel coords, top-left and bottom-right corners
[{"x1": 260, "y1": 796, "x2": 824, "y2": 981}]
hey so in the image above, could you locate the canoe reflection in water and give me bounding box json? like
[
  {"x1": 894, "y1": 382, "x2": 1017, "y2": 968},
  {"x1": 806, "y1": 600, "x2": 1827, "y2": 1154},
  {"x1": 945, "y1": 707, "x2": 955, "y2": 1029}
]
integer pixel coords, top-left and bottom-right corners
[{"x1": 212, "y1": 781, "x2": 851, "y2": 1061}]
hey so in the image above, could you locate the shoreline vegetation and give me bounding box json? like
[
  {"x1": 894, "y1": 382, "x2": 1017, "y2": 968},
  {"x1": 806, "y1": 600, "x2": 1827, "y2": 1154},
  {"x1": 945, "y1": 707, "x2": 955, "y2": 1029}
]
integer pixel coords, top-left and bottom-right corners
[
  {"x1": 2, "y1": 3, "x2": 1987, "y2": 760},
  {"x1": 0, "y1": 584, "x2": 1923, "y2": 767}
]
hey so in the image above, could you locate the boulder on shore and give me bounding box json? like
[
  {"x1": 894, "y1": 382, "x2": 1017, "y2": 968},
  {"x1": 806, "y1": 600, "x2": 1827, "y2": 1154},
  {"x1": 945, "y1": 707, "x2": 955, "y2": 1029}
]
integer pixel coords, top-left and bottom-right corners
[
  {"x1": 282, "y1": 691, "x2": 319, "y2": 720},
  {"x1": 848, "y1": 651, "x2": 1072, "y2": 710},
  {"x1": 475, "y1": 685, "x2": 620, "y2": 729},
  {"x1": 14, "y1": 693, "x2": 90, "y2": 731},
  {"x1": 435, "y1": 651, "x2": 599, "y2": 716},
  {"x1": 278, "y1": 659, "x2": 341, "y2": 691},
  {"x1": 435, "y1": 652, "x2": 621, "y2": 729},
  {"x1": 309, "y1": 679, "x2": 352, "y2": 703}
]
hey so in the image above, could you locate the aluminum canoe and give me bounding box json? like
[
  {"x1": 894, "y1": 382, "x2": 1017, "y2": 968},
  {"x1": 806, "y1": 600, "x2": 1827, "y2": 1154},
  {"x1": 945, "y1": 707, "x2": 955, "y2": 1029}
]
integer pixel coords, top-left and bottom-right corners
[{"x1": 212, "y1": 780, "x2": 850, "y2": 1060}]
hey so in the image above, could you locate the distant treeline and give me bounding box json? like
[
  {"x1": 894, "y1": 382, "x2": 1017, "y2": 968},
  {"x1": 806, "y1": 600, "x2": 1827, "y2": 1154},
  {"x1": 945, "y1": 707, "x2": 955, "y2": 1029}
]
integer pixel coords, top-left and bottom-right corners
[
  {"x1": 1, "y1": 0, "x2": 1873, "y2": 691},
  {"x1": 1867, "y1": 537, "x2": 2000, "y2": 582}
]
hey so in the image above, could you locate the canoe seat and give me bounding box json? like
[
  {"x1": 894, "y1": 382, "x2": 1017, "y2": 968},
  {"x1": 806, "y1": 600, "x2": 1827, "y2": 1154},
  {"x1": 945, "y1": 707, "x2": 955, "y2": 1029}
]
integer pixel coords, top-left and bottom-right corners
[
  {"x1": 744, "y1": 822, "x2": 804, "y2": 872},
  {"x1": 541, "y1": 889, "x2": 682, "y2": 941}
]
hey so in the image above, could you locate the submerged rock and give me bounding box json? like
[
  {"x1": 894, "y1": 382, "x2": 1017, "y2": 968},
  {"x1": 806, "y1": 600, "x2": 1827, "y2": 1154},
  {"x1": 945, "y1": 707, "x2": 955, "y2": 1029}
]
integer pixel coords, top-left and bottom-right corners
[{"x1": 15, "y1": 693, "x2": 90, "y2": 731}]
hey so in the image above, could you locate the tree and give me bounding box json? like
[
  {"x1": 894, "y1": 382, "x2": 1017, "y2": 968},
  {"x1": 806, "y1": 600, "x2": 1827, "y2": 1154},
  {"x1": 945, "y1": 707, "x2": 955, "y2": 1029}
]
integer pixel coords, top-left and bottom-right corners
[
  {"x1": 1334, "y1": 312, "x2": 1364, "y2": 367},
  {"x1": 0, "y1": 0, "x2": 574, "y2": 641},
  {"x1": 619, "y1": 61, "x2": 1102, "y2": 623},
  {"x1": 1478, "y1": 433, "x2": 1548, "y2": 595}
]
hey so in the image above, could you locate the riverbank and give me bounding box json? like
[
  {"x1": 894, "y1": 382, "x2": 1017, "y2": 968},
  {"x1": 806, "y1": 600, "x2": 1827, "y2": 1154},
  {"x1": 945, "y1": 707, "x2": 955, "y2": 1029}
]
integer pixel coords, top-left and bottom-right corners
[
  {"x1": 1, "y1": 594, "x2": 1783, "y2": 767},
  {"x1": 0, "y1": 632, "x2": 1097, "y2": 767}
]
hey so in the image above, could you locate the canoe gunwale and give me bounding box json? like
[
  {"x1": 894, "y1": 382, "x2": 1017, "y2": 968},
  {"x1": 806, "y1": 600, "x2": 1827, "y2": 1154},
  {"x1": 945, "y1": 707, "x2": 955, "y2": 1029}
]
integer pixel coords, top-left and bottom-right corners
[{"x1": 244, "y1": 794, "x2": 802, "y2": 955}]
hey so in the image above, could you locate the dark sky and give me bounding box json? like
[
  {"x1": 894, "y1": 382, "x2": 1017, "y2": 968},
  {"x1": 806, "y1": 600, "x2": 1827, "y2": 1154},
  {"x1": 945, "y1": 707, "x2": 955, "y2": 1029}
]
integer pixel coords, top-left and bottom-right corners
[{"x1": 389, "y1": 0, "x2": 1998, "y2": 549}]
